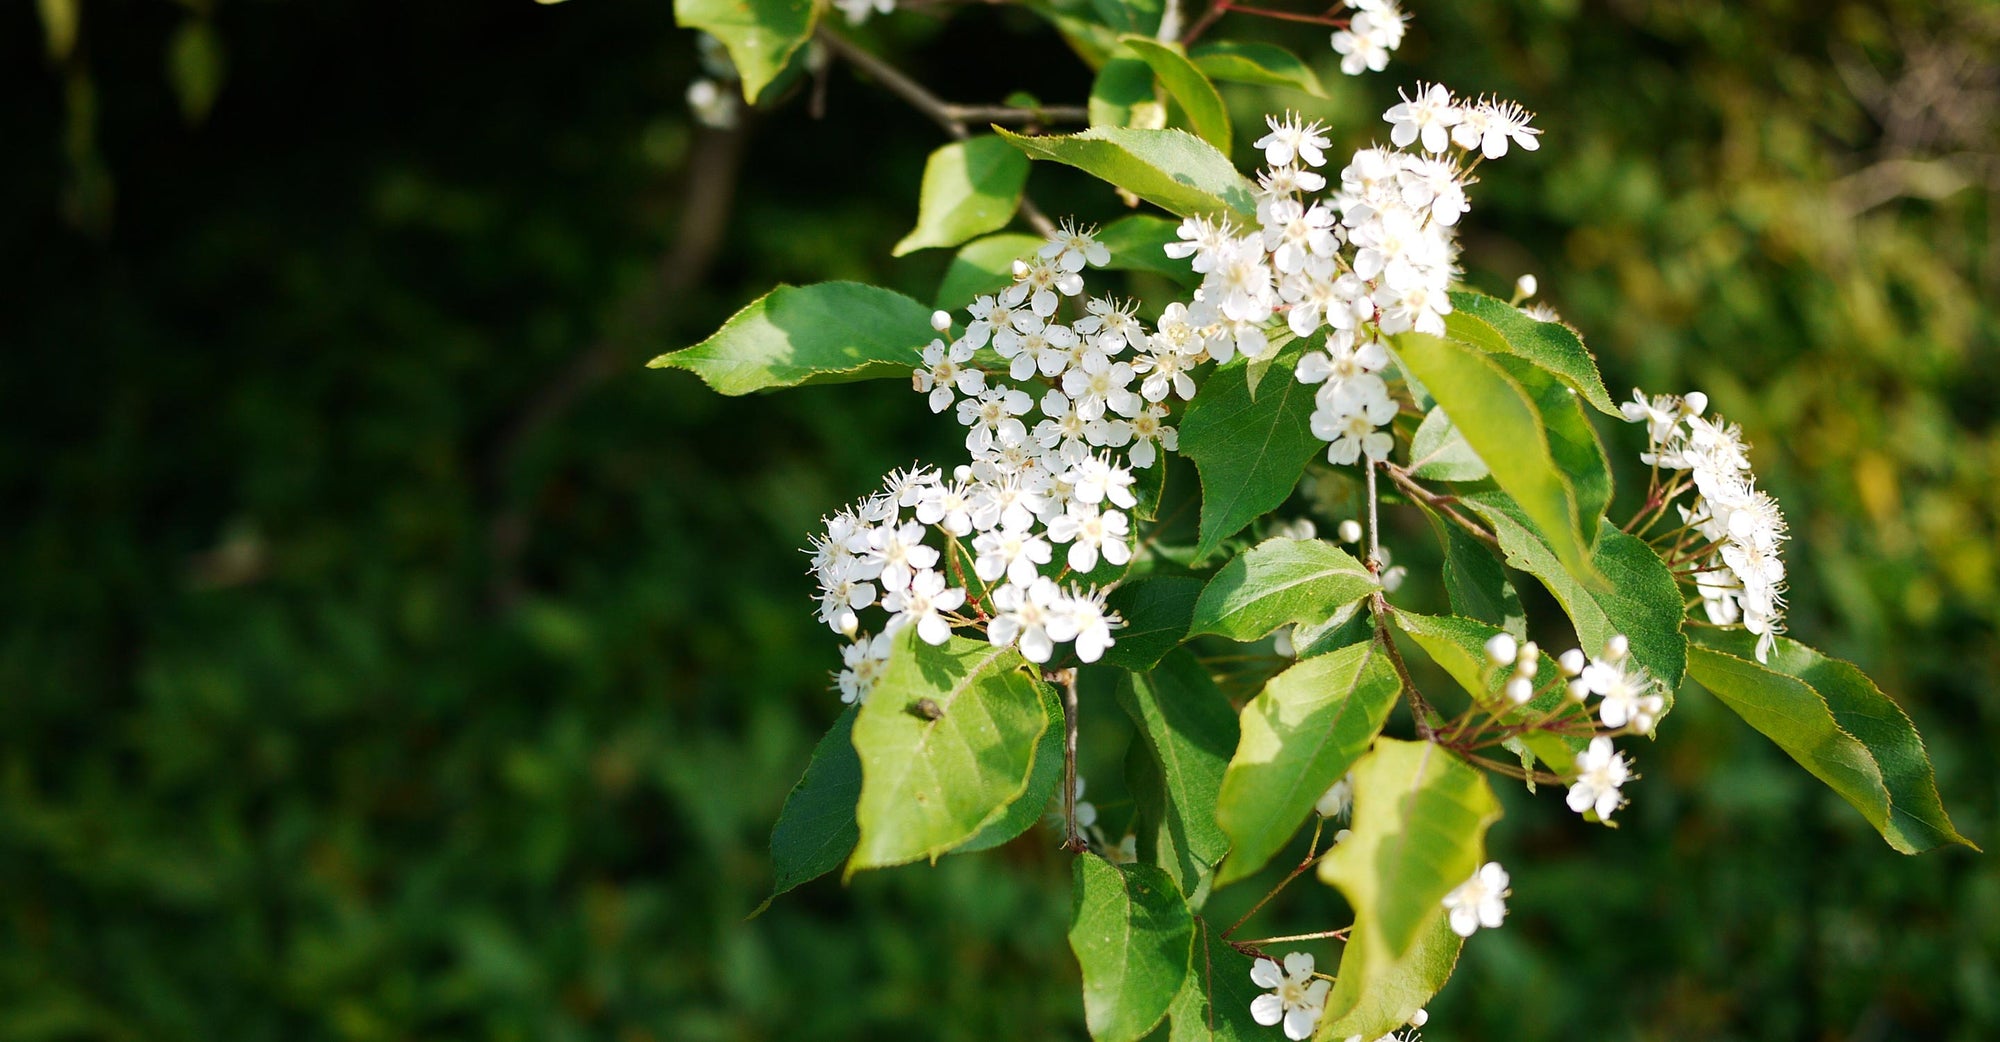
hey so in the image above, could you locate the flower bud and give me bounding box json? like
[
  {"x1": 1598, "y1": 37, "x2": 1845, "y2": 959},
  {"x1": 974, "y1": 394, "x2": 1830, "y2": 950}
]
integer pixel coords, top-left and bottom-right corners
[
  {"x1": 1505, "y1": 676, "x2": 1534, "y2": 705},
  {"x1": 1683, "y1": 391, "x2": 1708, "y2": 417},
  {"x1": 1604, "y1": 633, "x2": 1630, "y2": 662},
  {"x1": 1516, "y1": 641, "x2": 1539, "y2": 675},
  {"x1": 1382, "y1": 565, "x2": 1407, "y2": 593},
  {"x1": 1012, "y1": 258, "x2": 1030, "y2": 278},
  {"x1": 1559, "y1": 648, "x2": 1586, "y2": 676},
  {"x1": 1484, "y1": 633, "x2": 1518, "y2": 667},
  {"x1": 930, "y1": 310, "x2": 952, "y2": 333},
  {"x1": 1338, "y1": 519, "x2": 1363, "y2": 544},
  {"x1": 1272, "y1": 626, "x2": 1297, "y2": 659},
  {"x1": 1515, "y1": 273, "x2": 1537, "y2": 299},
  {"x1": 1566, "y1": 678, "x2": 1591, "y2": 702},
  {"x1": 1410, "y1": 1009, "x2": 1429, "y2": 1028}
]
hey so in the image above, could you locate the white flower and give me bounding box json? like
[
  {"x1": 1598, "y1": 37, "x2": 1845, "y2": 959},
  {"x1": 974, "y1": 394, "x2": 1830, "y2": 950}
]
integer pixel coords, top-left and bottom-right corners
[
  {"x1": 1047, "y1": 584, "x2": 1121, "y2": 662},
  {"x1": 913, "y1": 337, "x2": 986, "y2": 413},
  {"x1": 1581, "y1": 654, "x2": 1665, "y2": 733},
  {"x1": 989, "y1": 578, "x2": 1061, "y2": 663},
  {"x1": 1070, "y1": 455, "x2": 1138, "y2": 510},
  {"x1": 882, "y1": 568, "x2": 964, "y2": 645},
  {"x1": 1047, "y1": 506, "x2": 1132, "y2": 573},
  {"x1": 835, "y1": 632, "x2": 894, "y2": 704},
  {"x1": 1124, "y1": 404, "x2": 1177, "y2": 469},
  {"x1": 1450, "y1": 97, "x2": 1540, "y2": 159},
  {"x1": 1315, "y1": 773, "x2": 1354, "y2": 819},
  {"x1": 1039, "y1": 219, "x2": 1111, "y2": 272},
  {"x1": 1384, "y1": 82, "x2": 1462, "y2": 155},
  {"x1": 1441, "y1": 861, "x2": 1509, "y2": 937},
  {"x1": 1567, "y1": 736, "x2": 1631, "y2": 820},
  {"x1": 1254, "y1": 112, "x2": 1333, "y2": 169},
  {"x1": 913, "y1": 479, "x2": 977, "y2": 537},
  {"x1": 956, "y1": 387, "x2": 1033, "y2": 455},
  {"x1": 1061, "y1": 351, "x2": 1142, "y2": 421},
  {"x1": 1483, "y1": 632, "x2": 1518, "y2": 667},
  {"x1": 864, "y1": 520, "x2": 939, "y2": 593},
  {"x1": 972, "y1": 522, "x2": 1053, "y2": 586},
  {"x1": 1072, "y1": 776, "x2": 1099, "y2": 828},
  {"x1": 1309, "y1": 377, "x2": 1398, "y2": 465},
  {"x1": 1249, "y1": 952, "x2": 1331, "y2": 1041}
]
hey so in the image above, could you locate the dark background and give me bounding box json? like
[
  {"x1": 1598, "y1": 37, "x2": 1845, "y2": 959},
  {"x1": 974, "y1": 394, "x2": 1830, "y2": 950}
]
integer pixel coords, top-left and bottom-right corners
[{"x1": 3, "y1": 1, "x2": 1995, "y2": 1039}]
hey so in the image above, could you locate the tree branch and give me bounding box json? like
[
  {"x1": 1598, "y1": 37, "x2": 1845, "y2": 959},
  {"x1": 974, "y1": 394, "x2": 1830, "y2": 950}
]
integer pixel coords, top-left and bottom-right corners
[{"x1": 817, "y1": 27, "x2": 1059, "y2": 237}]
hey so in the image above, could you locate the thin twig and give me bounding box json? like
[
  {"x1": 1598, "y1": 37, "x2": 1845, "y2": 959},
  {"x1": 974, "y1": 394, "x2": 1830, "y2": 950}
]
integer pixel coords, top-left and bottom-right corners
[
  {"x1": 1371, "y1": 592, "x2": 1436, "y2": 739},
  {"x1": 1236, "y1": 927, "x2": 1351, "y2": 946},
  {"x1": 943, "y1": 103, "x2": 1090, "y2": 124},
  {"x1": 1057, "y1": 668, "x2": 1087, "y2": 852},
  {"x1": 816, "y1": 27, "x2": 1058, "y2": 237},
  {"x1": 1225, "y1": 819, "x2": 1325, "y2": 938},
  {"x1": 1383, "y1": 462, "x2": 1501, "y2": 554}
]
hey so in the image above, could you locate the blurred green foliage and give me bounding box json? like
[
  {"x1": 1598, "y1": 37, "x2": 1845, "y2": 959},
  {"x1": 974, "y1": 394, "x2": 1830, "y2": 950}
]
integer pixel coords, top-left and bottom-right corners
[{"x1": 2, "y1": 1, "x2": 1993, "y2": 1040}]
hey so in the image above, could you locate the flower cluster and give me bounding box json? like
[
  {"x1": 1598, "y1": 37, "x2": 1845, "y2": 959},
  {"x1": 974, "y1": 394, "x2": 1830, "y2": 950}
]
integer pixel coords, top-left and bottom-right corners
[
  {"x1": 1480, "y1": 631, "x2": 1654, "y2": 820},
  {"x1": 1164, "y1": 90, "x2": 1536, "y2": 469},
  {"x1": 1330, "y1": 0, "x2": 1410, "y2": 76},
  {"x1": 1622, "y1": 389, "x2": 1790, "y2": 661}
]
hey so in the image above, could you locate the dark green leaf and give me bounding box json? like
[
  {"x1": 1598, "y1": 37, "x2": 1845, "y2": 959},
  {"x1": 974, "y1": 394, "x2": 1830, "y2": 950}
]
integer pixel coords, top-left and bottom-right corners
[
  {"x1": 673, "y1": 0, "x2": 815, "y2": 102},
  {"x1": 1119, "y1": 650, "x2": 1237, "y2": 896},
  {"x1": 1121, "y1": 37, "x2": 1232, "y2": 151},
  {"x1": 1179, "y1": 347, "x2": 1322, "y2": 561},
  {"x1": 1463, "y1": 491, "x2": 1687, "y2": 693},
  {"x1": 1189, "y1": 40, "x2": 1327, "y2": 98},
  {"x1": 650, "y1": 282, "x2": 931, "y2": 396},
  {"x1": 1688, "y1": 631, "x2": 1973, "y2": 854},
  {"x1": 1102, "y1": 575, "x2": 1203, "y2": 670},
  {"x1": 1168, "y1": 919, "x2": 1270, "y2": 1042},
  {"x1": 1214, "y1": 641, "x2": 1400, "y2": 886},
  {"x1": 849, "y1": 630, "x2": 1054, "y2": 871},
  {"x1": 1447, "y1": 290, "x2": 1619, "y2": 416},
  {"x1": 893, "y1": 136, "x2": 1031, "y2": 256},
  {"x1": 758, "y1": 706, "x2": 861, "y2": 913},
  {"x1": 1097, "y1": 214, "x2": 1200, "y2": 284},
  {"x1": 1070, "y1": 855, "x2": 1195, "y2": 1042},
  {"x1": 996, "y1": 126, "x2": 1257, "y2": 218},
  {"x1": 1440, "y1": 523, "x2": 1524, "y2": 638},
  {"x1": 1190, "y1": 538, "x2": 1375, "y2": 642}
]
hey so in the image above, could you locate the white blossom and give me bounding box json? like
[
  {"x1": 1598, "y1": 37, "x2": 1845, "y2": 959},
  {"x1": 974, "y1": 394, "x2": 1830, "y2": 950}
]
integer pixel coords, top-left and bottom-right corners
[
  {"x1": 1441, "y1": 861, "x2": 1509, "y2": 937},
  {"x1": 1250, "y1": 952, "x2": 1331, "y2": 1041},
  {"x1": 1567, "y1": 736, "x2": 1631, "y2": 820}
]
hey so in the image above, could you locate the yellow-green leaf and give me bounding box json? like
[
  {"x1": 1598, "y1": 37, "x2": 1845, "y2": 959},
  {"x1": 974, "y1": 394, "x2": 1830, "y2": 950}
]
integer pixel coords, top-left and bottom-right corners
[{"x1": 893, "y1": 136, "x2": 1031, "y2": 256}]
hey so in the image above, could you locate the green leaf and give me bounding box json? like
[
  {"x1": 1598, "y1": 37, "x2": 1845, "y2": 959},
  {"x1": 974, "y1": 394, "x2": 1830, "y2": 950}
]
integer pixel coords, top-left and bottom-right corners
[
  {"x1": 1687, "y1": 631, "x2": 1974, "y2": 854},
  {"x1": 1213, "y1": 640, "x2": 1401, "y2": 886},
  {"x1": 1102, "y1": 575, "x2": 1203, "y2": 671},
  {"x1": 1179, "y1": 346, "x2": 1322, "y2": 561},
  {"x1": 1120, "y1": 37, "x2": 1232, "y2": 151},
  {"x1": 1119, "y1": 650, "x2": 1237, "y2": 896},
  {"x1": 995, "y1": 126, "x2": 1258, "y2": 218},
  {"x1": 934, "y1": 233, "x2": 1046, "y2": 310},
  {"x1": 1463, "y1": 491, "x2": 1687, "y2": 693},
  {"x1": 956, "y1": 679, "x2": 1067, "y2": 853},
  {"x1": 1070, "y1": 855, "x2": 1195, "y2": 1042},
  {"x1": 1167, "y1": 919, "x2": 1269, "y2": 1042},
  {"x1": 1090, "y1": 0, "x2": 1163, "y2": 36},
  {"x1": 1447, "y1": 290, "x2": 1619, "y2": 416},
  {"x1": 1314, "y1": 914, "x2": 1463, "y2": 1041},
  {"x1": 1189, "y1": 40, "x2": 1327, "y2": 98},
  {"x1": 1439, "y1": 523, "x2": 1524, "y2": 638},
  {"x1": 651, "y1": 282, "x2": 932, "y2": 396},
  {"x1": 1190, "y1": 538, "x2": 1375, "y2": 642},
  {"x1": 893, "y1": 137, "x2": 1031, "y2": 257},
  {"x1": 673, "y1": 0, "x2": 815, "y2": 103},
  {"x1": 848, "y1": 630, "x2": 1054, "y2": 872},
  {"x1": 1407, "y1": 406, "x2": 1489, "y2": 482},
  {"x1": 1097, "y1": 214, "x2": 1200, "y2": 284},
  {"x1": 1317, "y1": 737, "x2": 1501, "y2": 962},
  {"x1": 1090, "y1": 57, "x2": 1157, "y2": 129},
  {"x1": 757, "y1": 706, "x2": 861, "y2": 913},
  {"x1": 1392, "y1": 331, "x2": 1611, "y2": 580}
]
